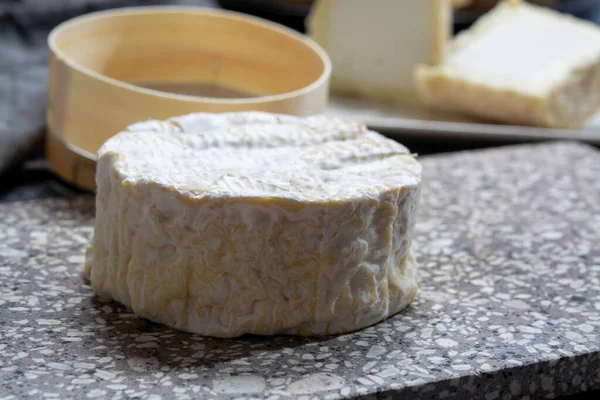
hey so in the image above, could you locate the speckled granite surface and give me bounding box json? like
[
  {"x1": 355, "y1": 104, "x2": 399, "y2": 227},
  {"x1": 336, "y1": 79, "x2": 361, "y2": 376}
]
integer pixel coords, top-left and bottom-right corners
[{"x1": 1, "y1": 141, "x2": 599, "y2": 399}]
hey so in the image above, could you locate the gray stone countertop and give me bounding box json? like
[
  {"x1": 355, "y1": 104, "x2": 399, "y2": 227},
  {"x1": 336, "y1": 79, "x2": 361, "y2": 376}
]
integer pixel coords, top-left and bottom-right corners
[{"x1": 1, "y1": 141, "x2": 599, "y2": 399}]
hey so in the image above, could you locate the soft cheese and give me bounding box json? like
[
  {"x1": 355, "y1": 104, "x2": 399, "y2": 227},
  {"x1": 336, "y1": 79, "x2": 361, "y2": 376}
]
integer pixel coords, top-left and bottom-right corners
[
  {"x1": 84, "y1": 112, "x2": 422, "y2": 338},
  {"x1": 416, "y1": 0, "x2": 600, "y2": 129},
  {"x1": 307, "y1": 0, "x2": 451, "y2": 103}
]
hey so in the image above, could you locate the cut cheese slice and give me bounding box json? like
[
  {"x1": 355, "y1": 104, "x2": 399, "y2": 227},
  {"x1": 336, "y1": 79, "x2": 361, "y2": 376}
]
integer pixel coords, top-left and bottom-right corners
[
  {"x1": 307, "y1": 0, "x2": 452, "y2": 103},
  {"x1": 416, "y1": 0, "x2": 600, "y2": 129},
  {"x1": 84, "y1": 112, "x2": 422, "y2": 338}
]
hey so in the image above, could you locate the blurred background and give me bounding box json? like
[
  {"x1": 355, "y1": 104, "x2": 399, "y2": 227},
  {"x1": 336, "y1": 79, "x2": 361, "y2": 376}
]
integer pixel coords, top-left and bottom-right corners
[
  {"x1": 1, "y1": 0, "x2": 600, "y2": 201},
  {"x1": 217, "y1": 0, "x2": 600, "y2": 32}
]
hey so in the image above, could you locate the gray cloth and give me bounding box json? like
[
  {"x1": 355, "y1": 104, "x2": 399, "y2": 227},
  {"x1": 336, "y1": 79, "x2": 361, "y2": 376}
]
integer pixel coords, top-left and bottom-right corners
[{"x1": 0, "y1": 0, "x2": 216, "y2": 176}]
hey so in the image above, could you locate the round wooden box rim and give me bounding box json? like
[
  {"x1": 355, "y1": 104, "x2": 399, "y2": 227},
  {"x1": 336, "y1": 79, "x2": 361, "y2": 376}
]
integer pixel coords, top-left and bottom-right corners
[
  {"x1": 46, "y1": 6, "x2": 332, "y2": 191},
  {"x1": 48, "y1": 5, "x2": 332, "y2": 105}
]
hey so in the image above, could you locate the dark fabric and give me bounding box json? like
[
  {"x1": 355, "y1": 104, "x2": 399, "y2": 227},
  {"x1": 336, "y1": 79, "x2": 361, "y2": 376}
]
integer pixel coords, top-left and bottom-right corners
[{"x1": 0, "y1": 0, "x2": 216, "y2": 176}]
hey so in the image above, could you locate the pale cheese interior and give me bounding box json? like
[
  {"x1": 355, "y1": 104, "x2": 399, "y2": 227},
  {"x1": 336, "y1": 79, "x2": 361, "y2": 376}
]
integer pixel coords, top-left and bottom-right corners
[{"x1": 308, "y1": 0, "x2": 451, "y2": 103}]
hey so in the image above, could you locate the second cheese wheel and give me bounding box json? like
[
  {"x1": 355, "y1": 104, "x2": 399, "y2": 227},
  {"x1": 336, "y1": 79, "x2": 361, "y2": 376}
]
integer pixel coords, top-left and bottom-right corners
[{"x1": 84, "y1": 112, "x2": 422, "y2": 337}]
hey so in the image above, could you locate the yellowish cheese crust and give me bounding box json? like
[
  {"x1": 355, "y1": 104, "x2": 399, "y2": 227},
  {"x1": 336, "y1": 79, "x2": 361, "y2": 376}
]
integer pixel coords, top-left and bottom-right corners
[{"x1": 84, "y1": 112, "x2": 423, "y2": 338}]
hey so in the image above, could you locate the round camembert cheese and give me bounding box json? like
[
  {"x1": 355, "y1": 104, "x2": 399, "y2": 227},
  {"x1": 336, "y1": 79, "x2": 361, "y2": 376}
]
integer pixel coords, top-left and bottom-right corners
[{"x1": 84, "y1": 112, "x2": 422, "y2": 337}]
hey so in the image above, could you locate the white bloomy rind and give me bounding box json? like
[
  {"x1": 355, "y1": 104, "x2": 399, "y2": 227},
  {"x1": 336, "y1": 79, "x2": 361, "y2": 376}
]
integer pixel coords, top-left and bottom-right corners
[
  {"x1": 416, "y1": 0, "x2": 600, "y2": 128},
  {"x1": 85, "y1": 112, "x2": 422, "y2": 337}
]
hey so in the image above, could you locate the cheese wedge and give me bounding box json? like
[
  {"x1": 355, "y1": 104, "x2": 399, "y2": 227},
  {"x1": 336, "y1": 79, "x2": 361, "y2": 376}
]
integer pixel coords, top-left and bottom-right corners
[
  {"x1": 307, "y1": 0, "x2": 452, "y2": 103},
  {"x1": 416, "y1": 0, "x2": 600, "y2": 129},
  {"x1": 84, "y1": 112, "x2": 422, "y2": 338}
]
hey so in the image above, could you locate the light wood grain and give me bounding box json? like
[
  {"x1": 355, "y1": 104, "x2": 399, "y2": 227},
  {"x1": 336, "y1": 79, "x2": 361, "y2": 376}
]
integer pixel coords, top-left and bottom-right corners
[{"x1": 46, "y1": 6, "x2": 331, "y2": 190}]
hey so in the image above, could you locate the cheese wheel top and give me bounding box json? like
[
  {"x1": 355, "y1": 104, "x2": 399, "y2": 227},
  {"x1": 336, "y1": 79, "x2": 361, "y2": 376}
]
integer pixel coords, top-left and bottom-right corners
[{"x1": 100, "y1": 112, "x2": 421, "y2": 202}]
